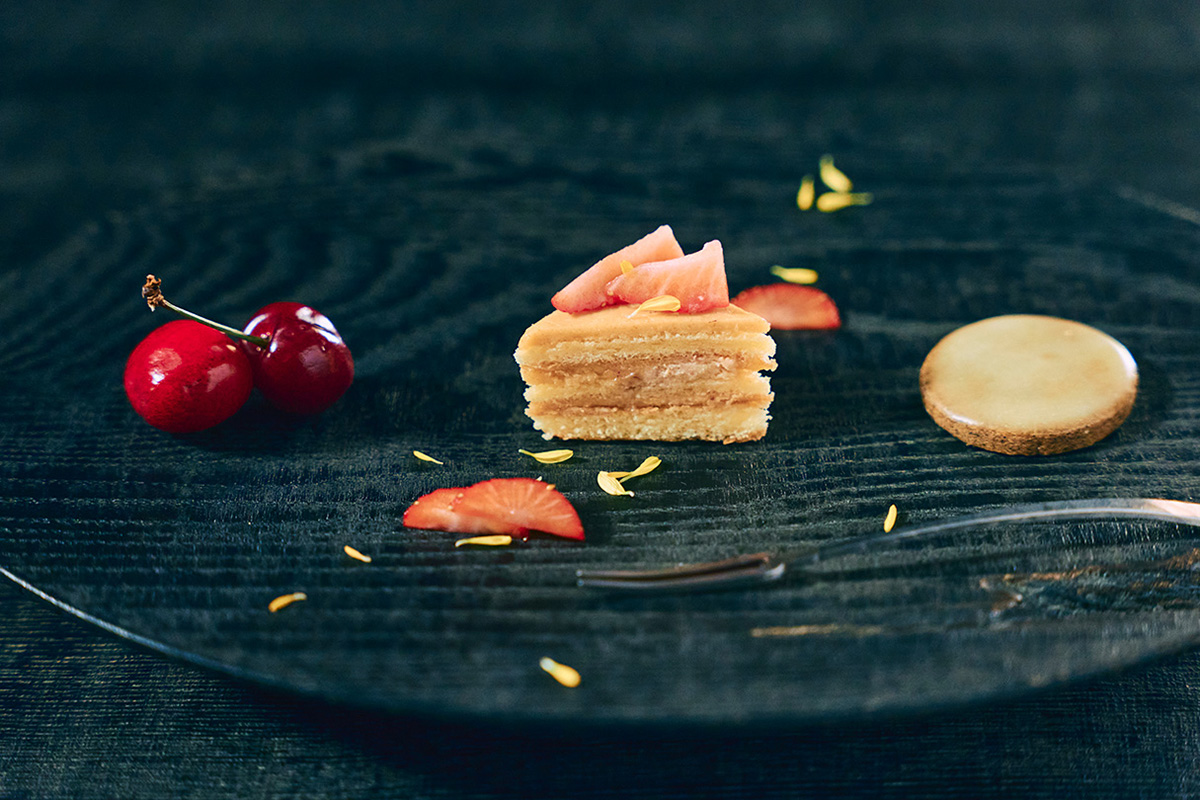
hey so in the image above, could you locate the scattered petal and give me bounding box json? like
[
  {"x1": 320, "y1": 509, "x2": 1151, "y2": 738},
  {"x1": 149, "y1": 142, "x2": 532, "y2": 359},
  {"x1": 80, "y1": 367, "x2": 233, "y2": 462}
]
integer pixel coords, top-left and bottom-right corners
[
  {"x1": 519, "y1": 448, "x2": 575, "y2": 464},
  {"x1": 769, "y1": 265, "x2": 819, "y2": 284},
  {"x1": 268, "y1": 592, "x2": 307, "y2": 613},
  {"x1": 883, "y1": 504, "x2": 899, "y2": 533},
  {"x1": 413, "y1": 450, "x2": 444, "y2": 465},
  {"x1": 816, "y1": 192, "x2": 873, "y2": 212},
  {"x1": 598, "y1": 457, "x2": 662, "y2": 493},
  {"x1": 539, "y1": 657, "x2": 582, "y2": 688},
  {"x1": 627, "y1": 294, "x2": 682, "y2": 317},
  {"x1": 597, "y1": 471, "x2": 634, "y2": 496},
  {"x1": 454, "y1": 535, "x2": 514, "y2": 548},
  {"x1": 343, "y1": 545, "x2": 372, "y2": 563},
  {"x1": 619, "y1": 456, "x2": 662, "y2": 482},
  {"x1": 796, "y1": 174, "x2": 815, "y2": 210},
  {"x1": 819, "y1": 154, "x2": 853, "y2": 193}
]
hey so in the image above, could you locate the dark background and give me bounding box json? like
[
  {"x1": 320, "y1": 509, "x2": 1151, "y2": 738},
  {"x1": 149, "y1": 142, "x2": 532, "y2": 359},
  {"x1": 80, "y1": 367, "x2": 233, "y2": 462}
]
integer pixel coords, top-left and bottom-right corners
[{"x1": 4, "y1": 2, "x2": 1200, "y2": 796}]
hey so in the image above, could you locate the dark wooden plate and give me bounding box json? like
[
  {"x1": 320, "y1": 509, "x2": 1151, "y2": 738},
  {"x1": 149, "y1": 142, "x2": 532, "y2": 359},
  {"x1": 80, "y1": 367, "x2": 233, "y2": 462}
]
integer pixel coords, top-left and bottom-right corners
[{"x1": 4, "y1": 145, "x2": 1200, "y2": 725}]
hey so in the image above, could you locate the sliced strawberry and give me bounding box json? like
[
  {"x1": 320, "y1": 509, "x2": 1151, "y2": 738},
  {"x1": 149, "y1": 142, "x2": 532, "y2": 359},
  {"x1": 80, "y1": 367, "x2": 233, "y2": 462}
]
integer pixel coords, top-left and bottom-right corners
[
  {"x1": 730, "y1": 283, "x2": 842, "y2": 330},
  {"x1": 402, "y1": 487, "x2": 522, "y2": 535},
  {"x1": 604, "y1": 239, "x2": 729, "y2": 313},
  {"x1": 454, "y1": 478, "x2": 585, "y2": 541},
  {"x1": 551, "y1": 225, "x2": 684, "y2": 313}
]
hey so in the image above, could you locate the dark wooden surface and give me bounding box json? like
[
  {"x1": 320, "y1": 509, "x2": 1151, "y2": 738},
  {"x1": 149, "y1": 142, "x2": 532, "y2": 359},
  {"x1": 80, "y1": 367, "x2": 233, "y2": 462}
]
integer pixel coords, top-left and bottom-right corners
[{"x1": 5, "y1": 2, "x2": 1200, "y2": 796}]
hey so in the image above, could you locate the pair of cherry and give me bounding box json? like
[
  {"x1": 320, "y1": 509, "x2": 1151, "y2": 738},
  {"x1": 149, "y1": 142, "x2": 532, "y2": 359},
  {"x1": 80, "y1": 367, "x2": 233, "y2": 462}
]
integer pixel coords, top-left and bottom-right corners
[{"x1": 124, "y1": 276, "x2": 354, "y2": 433}]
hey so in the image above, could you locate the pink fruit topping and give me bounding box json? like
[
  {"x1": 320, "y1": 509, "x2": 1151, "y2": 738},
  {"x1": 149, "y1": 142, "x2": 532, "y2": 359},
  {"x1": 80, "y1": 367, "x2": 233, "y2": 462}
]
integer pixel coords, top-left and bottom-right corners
[
  {"x1": 551, "y1": 225, "x2": 685, "y2": 313},
  {"x1": 604, "y1": 240, "x2": 730, "y2": 313}
]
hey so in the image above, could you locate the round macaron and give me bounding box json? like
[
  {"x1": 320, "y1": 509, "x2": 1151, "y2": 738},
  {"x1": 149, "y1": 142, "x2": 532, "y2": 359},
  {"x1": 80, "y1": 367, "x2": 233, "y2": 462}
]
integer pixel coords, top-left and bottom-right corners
[{"x1": 919, "y1": 314, "x2": 1138, "y2": 456}]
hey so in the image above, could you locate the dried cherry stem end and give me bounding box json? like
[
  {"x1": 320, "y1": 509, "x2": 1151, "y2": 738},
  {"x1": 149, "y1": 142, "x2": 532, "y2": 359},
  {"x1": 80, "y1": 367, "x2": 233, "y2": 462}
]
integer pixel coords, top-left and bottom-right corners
[{"x1": 142, "y1": 274, "x2": 269, "y2": 349}]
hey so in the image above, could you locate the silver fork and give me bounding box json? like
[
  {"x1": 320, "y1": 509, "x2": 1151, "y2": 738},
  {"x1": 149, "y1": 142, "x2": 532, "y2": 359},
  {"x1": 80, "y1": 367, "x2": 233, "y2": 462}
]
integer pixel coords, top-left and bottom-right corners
[{"x1": 575, "y1": 497, "x2": 1200, "y2": 592}]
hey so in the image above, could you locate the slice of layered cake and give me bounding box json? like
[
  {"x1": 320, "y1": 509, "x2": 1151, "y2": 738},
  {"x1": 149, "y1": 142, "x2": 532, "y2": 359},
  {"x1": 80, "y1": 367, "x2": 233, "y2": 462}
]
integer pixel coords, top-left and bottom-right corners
[{"x1": 515, "y1": 227, "x2": 777, "y2": 443}]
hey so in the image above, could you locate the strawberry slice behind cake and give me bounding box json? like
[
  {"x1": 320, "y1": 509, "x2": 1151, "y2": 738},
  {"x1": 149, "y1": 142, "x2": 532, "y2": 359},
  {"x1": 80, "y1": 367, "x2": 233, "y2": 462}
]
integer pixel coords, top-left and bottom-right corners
[
  {"x1": 730, "y1": 283, "x2": 842, "y2": 330},
  {"x1": 516, "y1": 230, "x2": 776, "y2": 443}
]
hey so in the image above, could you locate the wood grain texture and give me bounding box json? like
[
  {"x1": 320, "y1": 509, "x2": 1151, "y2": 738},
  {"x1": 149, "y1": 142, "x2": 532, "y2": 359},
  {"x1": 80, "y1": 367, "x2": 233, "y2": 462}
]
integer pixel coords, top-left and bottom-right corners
[{"x1": 4, "y1": 141, "x2": 1200, "y2": 724}]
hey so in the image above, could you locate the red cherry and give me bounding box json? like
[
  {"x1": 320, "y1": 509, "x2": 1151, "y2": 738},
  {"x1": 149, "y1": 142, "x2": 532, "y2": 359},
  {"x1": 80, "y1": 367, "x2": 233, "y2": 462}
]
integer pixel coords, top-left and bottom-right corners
[
  {"x1": 137, "y1": 276, "x2": 353, "y2": 418},
  {"x1": 240, "y1": 302, "x2": 354, "y2": 415},
  {"x1": 124, "y1": 319, "x2": 254, "y2": 433}
]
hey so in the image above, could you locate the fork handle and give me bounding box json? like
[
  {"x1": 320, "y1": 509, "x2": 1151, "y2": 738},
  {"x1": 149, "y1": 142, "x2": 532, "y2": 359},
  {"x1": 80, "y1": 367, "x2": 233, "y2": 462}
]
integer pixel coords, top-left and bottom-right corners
[{"x1": 798, "y1": 497, "x2": 1200, "y2": 565}]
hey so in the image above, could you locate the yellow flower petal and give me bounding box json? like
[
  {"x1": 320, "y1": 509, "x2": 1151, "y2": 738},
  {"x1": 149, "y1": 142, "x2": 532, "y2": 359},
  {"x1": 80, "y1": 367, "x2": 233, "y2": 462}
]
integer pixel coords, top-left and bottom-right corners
[
  {"x1": 818, "y1": 154, "x2": 853, "y2": 193},
  {"x1": 518, "y1": 448, "x2": 575, "y2": 464},
  {"x1": 620, "y1": 259, "x2": 635, "y2": 275},
  {"x1": 539, "y1": 657, "x2": 581, "y2": 688},
  {"x1": 343, "y1": 545, "x2": 372, "y2": 563},
  {"x1": 796, "y1": 174, "x2": 815, "y2": 210},
  {"x1": 413, "y1": 450, "x2": 444, "y2": 465},
  {"x1": 883, "y1": 504, "x2": 899, "y2": 533},
  {"x1": 769, "y1": 265, "x2": 819, "y2": 284},
  {"x1": 268, "y1": 592, "x2": 307, "y2": 612},
  {"x1": 454, "y1": 535, "x2": 514, "y2": 548},
  {"x1": 628, "y1": 295, "x2": 681, "y2": 317},
  {"x1": 619, "y1": 456, "x2": 662, "y2": 482},
  {"x1": 597, "y1": 471, "x2": 634, "y2": 496},
  {"x1": 816, "y1": 192, "x2": 873, "y2": 213}
]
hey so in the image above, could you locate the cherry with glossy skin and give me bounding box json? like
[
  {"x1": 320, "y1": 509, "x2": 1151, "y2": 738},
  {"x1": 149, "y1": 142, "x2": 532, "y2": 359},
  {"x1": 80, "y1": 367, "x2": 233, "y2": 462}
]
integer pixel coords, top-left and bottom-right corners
[
  {"x1": 240, "y1": 302, "x2": 354, "y2": 415},
  {"x1": 124, "y1": 319, "x2": 254, "y2": 433},
  {"x1": 139, "y1": 275, "x2": 355, "y2": 418}
]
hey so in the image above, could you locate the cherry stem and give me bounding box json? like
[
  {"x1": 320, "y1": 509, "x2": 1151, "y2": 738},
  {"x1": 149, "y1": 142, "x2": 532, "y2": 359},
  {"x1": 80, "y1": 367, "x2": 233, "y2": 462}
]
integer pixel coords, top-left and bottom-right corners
[{"x1": 142, "y1": 275, "x2": 269, "y2": 349}]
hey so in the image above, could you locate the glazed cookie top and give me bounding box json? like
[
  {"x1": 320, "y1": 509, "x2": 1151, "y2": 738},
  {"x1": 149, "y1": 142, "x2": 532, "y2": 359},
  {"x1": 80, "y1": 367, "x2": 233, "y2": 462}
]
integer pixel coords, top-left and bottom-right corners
[{"x1": 919, "y1": 314, "x2": 1138, "y2": 455}]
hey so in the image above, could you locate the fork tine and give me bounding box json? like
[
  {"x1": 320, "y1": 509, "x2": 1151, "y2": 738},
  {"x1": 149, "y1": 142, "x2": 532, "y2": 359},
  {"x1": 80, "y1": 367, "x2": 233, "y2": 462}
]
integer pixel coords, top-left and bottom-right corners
[{"x1": 576, "y1": 552, "x2": 785, "y2": 591}]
